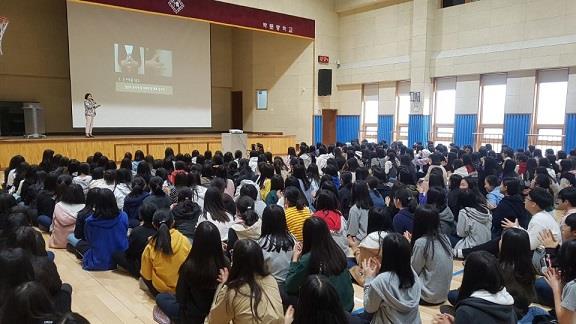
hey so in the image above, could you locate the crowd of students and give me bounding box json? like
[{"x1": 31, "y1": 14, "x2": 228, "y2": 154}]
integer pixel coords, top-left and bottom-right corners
[{"x1": 1, "y1": 141, "x2": 575, "y2": 323}]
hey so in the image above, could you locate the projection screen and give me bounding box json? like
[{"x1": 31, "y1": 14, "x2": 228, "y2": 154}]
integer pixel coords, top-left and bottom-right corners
[{"x1": 67, "y1": 1, "x2": 212, "y2": 128}]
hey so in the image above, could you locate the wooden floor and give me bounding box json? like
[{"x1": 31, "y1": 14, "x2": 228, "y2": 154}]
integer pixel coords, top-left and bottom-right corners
[{"x1": 45, "y1": 232, "x2": 464, "y2": 324}]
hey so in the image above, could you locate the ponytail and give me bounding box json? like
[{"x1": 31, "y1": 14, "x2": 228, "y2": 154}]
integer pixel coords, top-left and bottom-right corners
[
  {"x1": 151, "y1": 209, "x2": 174, "y2": 255},
  {"x1": 236, "y1": 196, "x2": 259, "y2": 226},
  {"x1": 395, "y1": 188, "x2": 418, "y2": 213}
]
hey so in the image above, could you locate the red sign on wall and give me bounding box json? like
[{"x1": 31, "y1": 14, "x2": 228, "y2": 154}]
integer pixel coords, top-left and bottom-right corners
[{"x1": 318, "y1": 55, "x2": 329, "y2": 64}]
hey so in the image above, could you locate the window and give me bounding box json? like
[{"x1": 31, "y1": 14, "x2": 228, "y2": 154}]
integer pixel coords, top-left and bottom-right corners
[
  {"x1": 532, "y1": 69, "x2": 568, "y2": 151},
  {"x1": 432, "y1": 77, "x2": 456, "y2": 145},
  {"x1": 478, "y1": 74, "x2": 506, "y2": 150},
  {"x1": 395, "y1": 81, "x2": 410, "y2": 145},
  {"x1": 361, "y1": 84, "x2": 379, "y2": 143}
]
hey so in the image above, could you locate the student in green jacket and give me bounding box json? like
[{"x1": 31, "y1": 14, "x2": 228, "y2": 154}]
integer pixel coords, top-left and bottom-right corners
[{"x1": 285, "y1": 216, "x2": 354, "y2": 312}]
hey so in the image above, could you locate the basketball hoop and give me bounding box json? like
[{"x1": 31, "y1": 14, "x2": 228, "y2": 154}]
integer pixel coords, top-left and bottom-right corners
[{"x1": 0, "y1": 17, "x2": 9, "y2": 55}]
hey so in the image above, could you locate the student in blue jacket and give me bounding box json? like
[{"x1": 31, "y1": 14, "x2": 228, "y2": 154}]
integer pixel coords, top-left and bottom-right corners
[{"x1": 83, "y1": 189, "x2": 128, "y2": 271}]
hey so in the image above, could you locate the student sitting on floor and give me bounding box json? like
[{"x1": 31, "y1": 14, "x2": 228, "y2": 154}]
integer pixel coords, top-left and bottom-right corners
[
  {"x1": 140, "y1": 209, "x2": 191, "y2": 296},
  {"x1": 49, "y1": 184, "x2": 85, "y2": 249},
  {"x1": 434, "y1": 251, "x2": 516, "y2": 324},
  {"x1": 206, "y1": 239, "x2": 284, "y2": 323},
  {"x1": 171, "y1": 189, "x2": 202, "y2": 242},
  {"x1": 289, "y1": 275, "x2": 363, "y2": 324},
  {"x1": 361, "y1": 233, "x2": 422, "y2": 324},
  {"x1": 155, "y1": 221, "x2": 229, "y2": 323},
  {"x1": 82, "y1": 189, "x2": 129, "y2": 271},
  {"x1": 227, "y1": 196, "x2": 261, "y2": 255},
  {"x1": 112, "y1": 203, "x2": 157, "y2": 278},
  {"x1": 286, "y1": 217, "x2": 354, "y2": 312},
  {"x1": 258, "y1": 205, "x2": 295, "y2": 293},
  {"x1": 410, "y1": 205, "x2": 453, "y2": 305},
  {"x1": 543, "y1": 240, "x2": 576, "y2": 324},
  {"x1": 123, "y1": 176, "x2": 150, "y2": 228},
  {"x1": 196, "y1": 186, "x2": 235, "y2": 242}
]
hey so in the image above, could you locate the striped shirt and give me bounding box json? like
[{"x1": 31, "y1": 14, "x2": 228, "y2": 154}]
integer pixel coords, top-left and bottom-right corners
[{"x1": 285, "y1": 206, "x2": 311, "y2": 241}]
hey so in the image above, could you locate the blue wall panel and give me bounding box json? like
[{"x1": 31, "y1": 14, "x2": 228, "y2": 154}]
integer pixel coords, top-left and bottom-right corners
[
  {"x1": 566, "y1": 114, "x2": 576, "y2": 152},
  {"x1": 336, "y1": 115, "x2": 360, "y2": 144},
  {"x1": 408, "y1": 114, "x2": 430, "y2": 145},
  {"x1": 503, "y1": 113, "x2": 531, "y2": 150},
  {"x1": 377, "y1": 115, "x2": 394, "y2": 144},
  {"x1": 313, "y1": 115, "x2": 323, "y2": 144},
  {"x1": 454, "y1": 114, "x2": 477, "y2": 147}
]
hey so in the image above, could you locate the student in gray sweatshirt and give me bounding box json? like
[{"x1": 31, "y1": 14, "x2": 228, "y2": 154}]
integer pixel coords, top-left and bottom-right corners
[
  {"x1": 425, "y1": 187, "x2": 456, "y2": 236},
  {"x1": 410, "y1": 205, "x2": 453, "y2": 305},
  {"x1": 347, "y1": 181, "x2": 373, "y2": 241},
  {"x1": 454, "y1": 190, "x2": 492, "y2": 250},
  {"x1": 362, "y1": 233, "x2": 422, "y2": 324}
]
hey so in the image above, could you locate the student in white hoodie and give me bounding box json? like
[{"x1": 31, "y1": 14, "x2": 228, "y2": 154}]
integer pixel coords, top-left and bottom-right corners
[
  {"x1": 227, "y1": 196, "x2": 261, "y2": 255},
  {"x1": 196, "y1": 187, "x2": 234, "y2": 241},
  {"x1": 72, "y1": 163, "x2": 92, "y2": 195},
  {"x1": 113, "y1": 168, "x2": 132, "y2": 210},
  {"x1": 361, "y1": 233, "x2": 422, "y2": 324}
]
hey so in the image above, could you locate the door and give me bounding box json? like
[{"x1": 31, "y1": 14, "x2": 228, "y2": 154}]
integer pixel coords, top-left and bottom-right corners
[
  {"x1": 231, "y1": 91, "x2": 243, "y2": 130},
  {"x1": 322, "y1": 109, "x2": 337, "y2": 145}
]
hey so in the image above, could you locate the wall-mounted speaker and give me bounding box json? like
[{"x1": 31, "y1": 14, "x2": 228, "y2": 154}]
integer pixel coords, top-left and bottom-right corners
[{"x1": 318, "y1": 69, "x2": 332, "y2": 96}]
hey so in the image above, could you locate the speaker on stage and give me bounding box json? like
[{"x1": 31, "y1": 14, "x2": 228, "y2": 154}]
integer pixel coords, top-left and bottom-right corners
[{"x1": 318, "y1": 69, "x2": 332, "y2": 96}]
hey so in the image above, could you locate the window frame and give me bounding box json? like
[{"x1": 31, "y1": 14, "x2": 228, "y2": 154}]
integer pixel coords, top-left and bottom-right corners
[
  {"x1": 476, "y1": 73, "x2": 507, "y2": 150},
  {"x1": 360, "y1": 83, "x2": 379, "y2": 143},
  {"x1": 431, "y1": 77, "x2": 456, "y2": 145},
  {"x1": 394, "y1": 81, "x2": 410, "y2": 145},
  {"x1": 531, "y1": 69, "x2": 569, "y2": 150}
]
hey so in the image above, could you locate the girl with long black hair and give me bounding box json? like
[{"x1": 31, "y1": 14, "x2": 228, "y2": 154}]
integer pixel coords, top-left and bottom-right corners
[
  {"x1": 434, "y1": 251, "x2": 516, "y2": 324},
  {"x1": 196, "y1": 186, "x2": 234, "y2": 241},
  {"x1": 544, "y1": 240, "x2": 576, "y2": 324},
  {"x1": 410, "y1": 205, "x2": 453, "y2": 305},
  {"x1": 82, "y1": 189, "x2": 128, "y2": 270},
  {"x1": 155, "y1": 221, "x2": 229, "y2": 323},
  {"x1": 453, "y1": 190, "x2": 492, "y2": 250},
  {"x1": 292, "y1": 275, "x2": 363, "y2": 324},
  {"x1": 347, "y1": 181, "x2": 373, "y2": 241},
  {"x1": 392, "y1": 188, "x2": 418, "y2": 234},
  {"x1": 498, "y1": 228, "x2": 537, "y2": 318},
  {"x1": 286, "y1": 217, "x2": 353, "y2": 311},
  {"x1": 361, "y1": 233, "x2": 421, "y2": 323},
  {"x1": 141, "y1": 209, "x2": 191, "y2": 296},
  {"x1": 207, "y1": 239, "x2": 284, "y2": 323},
  {"x1": 258, "y1": 205, "x2": 295, "y2": 289}
]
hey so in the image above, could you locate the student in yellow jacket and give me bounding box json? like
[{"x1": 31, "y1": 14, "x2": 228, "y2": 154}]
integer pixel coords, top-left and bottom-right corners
[{"x1": 140, "y1": 209, "x2": 191, "y2": 295}]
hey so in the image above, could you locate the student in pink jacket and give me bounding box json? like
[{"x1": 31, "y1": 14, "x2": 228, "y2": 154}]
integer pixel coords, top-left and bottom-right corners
[{"x1": 49, "y1": 184, "x2": 86, "y2": 248}]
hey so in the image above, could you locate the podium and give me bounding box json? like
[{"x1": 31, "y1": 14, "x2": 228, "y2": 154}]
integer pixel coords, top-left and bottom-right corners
[{"x1": 221, "y1": 132, "x2": 247, "y2": 154}]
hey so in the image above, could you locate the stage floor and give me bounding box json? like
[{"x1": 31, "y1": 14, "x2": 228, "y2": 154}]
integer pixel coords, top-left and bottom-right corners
[{"x1": 0, "y1": 133, "x2": 295, "y2": 169}]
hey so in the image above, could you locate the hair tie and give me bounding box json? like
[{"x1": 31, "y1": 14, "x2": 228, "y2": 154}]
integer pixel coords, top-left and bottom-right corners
[
  {"x1": 246, "y1": 206, "x2": 252, "y2": 210},
  {"x1": 159, "y1": 220, "x2": 167, "y2": 225}
]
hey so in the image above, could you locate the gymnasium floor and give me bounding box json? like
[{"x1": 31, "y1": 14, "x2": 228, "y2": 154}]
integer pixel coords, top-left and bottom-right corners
[{"x1": 44, "y1": 233, "x2": 464, "y2": 323}]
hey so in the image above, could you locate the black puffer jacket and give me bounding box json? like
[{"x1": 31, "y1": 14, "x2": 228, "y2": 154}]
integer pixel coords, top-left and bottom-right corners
[{"x1": 171, "y1": 200, "x2": 201, "y2": 240}]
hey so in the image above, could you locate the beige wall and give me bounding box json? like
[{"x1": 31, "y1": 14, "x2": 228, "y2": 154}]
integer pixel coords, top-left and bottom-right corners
[
  {"x1": 218, "y1": 0, "x2": 340, "y2": 127},
  {"x1": 0, "y1": 0, "x2": 71, "y2": 133},
  {"x1": 432, "y1": 0, "x2": 576, "y2": 76},
  {"x1": 334, "y1": 0, "x2": 576, "y2": 119},
  {"x1": 232, "y1": 29, "x2": 314, "y2": 142}
]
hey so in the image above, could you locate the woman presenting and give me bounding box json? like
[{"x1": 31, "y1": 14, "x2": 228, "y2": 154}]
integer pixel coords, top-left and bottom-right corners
[{"x1": 84, "y1": 93, "x2": 100, "y2": 137}]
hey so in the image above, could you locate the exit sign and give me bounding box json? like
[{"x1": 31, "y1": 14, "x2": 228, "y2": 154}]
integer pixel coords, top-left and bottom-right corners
[{"x1": 318, "y1": 55, "x2": 329, "y2": 64}]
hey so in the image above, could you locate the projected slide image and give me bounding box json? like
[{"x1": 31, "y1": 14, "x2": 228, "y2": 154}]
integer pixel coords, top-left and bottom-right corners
[{"x1": 114, "y1": 44, "x2": 174, "y2": 95}]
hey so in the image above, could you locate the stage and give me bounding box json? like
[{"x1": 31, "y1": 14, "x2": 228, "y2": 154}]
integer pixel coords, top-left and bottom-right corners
[{"x1": 0, "y1": 133, "x2": 296, "y2": 169}]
